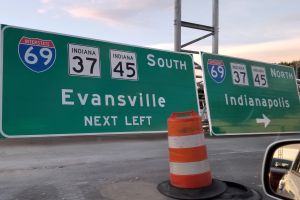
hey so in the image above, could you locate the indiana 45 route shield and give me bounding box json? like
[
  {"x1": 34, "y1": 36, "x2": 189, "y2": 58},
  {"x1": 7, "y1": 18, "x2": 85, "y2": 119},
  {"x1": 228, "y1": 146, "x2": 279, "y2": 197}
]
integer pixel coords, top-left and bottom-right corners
[
  {"x1": 0, "y1": 25, "x2": 199, "y2": 138},
  {"x1": 201, "y1": 52, "x2": 300, "y2": 136}
]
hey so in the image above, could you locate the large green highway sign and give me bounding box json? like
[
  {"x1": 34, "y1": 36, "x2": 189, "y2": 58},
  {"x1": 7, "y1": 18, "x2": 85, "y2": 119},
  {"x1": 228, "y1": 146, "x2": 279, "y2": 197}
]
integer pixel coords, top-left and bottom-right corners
[
  {"x1": 0, "y1": 25, "x2": 199, "y2": 138},
  {"x1": 201, "y1": 52, "x2": 300, "y2": 136}
]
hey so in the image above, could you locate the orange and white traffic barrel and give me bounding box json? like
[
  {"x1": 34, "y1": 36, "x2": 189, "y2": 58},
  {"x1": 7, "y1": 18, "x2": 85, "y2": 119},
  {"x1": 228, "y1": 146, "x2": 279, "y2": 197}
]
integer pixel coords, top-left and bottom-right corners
[
  {"x1": 158, "y1": 111, "x2": 259, "y2": 200},
  {"x1": 167, "y1": 111, "x2": 212, "y2": 188}
]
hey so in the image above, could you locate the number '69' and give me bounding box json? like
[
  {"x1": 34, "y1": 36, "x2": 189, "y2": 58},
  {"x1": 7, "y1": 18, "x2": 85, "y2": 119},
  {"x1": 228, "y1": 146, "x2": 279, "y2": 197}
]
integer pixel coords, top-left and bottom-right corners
[
  {"x1": 24, "y1": 46, "x2": 53, "y2": 65},
  {"x1": 210, "y1": 65, "x2": 225, "y2": 79}
]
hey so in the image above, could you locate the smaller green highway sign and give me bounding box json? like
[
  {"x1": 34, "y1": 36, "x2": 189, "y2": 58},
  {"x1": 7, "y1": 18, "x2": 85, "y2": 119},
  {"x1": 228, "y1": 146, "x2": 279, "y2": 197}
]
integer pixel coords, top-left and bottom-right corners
[
  {"x1": 0, "y1": 25, "x2": 199, "y2": 138},
  {"x1": 201, "y1": 52, "x2": 300, "y2": 136}
]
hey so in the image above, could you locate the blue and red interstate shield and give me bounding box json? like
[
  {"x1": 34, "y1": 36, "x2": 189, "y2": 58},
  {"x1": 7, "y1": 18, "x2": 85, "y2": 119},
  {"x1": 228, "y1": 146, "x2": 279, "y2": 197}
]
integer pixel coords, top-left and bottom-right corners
[
  {"x1": 18, "y1": 37, "x2": 56, "y2": 73},
  {"x1": 207, "y1": 59, "x2": 226, "y2": 83}
]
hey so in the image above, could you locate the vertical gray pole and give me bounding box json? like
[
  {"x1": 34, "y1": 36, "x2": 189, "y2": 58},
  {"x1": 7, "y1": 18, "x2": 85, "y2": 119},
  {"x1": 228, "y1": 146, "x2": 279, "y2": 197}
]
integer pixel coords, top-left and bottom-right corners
[
  {"x1": 174, "y1": 0, "x2": 181, "y2": 52},
  {"x1": 212, "y1": 0, "x2": 219, "y2": 54}
]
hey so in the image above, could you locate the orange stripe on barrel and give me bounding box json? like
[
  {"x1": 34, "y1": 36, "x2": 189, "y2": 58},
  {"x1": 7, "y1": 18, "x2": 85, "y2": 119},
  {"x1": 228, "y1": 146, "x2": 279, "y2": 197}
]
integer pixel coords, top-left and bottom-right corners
[
  {"x1": 170, "y1": 171, "x2": 212, "y2": 188},
  {"x1": 169, "y1": 145, "x2": 208, "y2": 162},
  {"x1": 168, "y1": 116, "x2": 203, "y2": 136}
]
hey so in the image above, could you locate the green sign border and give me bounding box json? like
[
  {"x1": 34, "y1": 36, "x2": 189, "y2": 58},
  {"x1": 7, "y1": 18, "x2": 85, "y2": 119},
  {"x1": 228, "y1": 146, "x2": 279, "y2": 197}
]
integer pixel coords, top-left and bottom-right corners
[
  {"x1": 0, "y1": 25, "x2": 200, "y2": 138},
  {"x1": 201, "y1": 52, "x2": 300, "y2": 136}
]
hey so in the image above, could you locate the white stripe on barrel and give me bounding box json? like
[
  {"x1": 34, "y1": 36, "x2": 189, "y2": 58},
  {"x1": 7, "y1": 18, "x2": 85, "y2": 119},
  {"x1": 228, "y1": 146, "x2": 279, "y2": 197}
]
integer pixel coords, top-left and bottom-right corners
[
  {"x1": 168, "y1": 133, "x2": 205, "y2": 149},
  {"x1": 169, "y1": 160, "x2": 210, "y2": 175}
]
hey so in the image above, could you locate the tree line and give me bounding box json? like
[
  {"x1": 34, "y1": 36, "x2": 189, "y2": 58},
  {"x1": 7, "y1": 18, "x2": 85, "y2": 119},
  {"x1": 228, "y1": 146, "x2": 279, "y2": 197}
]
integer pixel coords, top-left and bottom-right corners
[{"x1": 279, "y1": 60, "x2": 300, "y2": 79}]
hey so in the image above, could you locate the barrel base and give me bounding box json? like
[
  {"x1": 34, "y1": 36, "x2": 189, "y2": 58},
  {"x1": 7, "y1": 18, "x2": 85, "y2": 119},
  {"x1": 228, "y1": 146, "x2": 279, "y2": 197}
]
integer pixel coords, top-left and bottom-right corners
[
  {"x1": 157, "y1": 179, "x2": 226, "y2": 200},
  {"x1": 157, "y1": 180, "x2": 261, "y2": 200}
]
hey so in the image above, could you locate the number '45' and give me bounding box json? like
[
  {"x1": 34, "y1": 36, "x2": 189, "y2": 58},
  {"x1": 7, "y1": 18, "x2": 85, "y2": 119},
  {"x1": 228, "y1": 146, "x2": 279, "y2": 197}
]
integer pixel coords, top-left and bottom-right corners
[{"x1": 113, "y1": 62, "x2": 136, "y2": 78}]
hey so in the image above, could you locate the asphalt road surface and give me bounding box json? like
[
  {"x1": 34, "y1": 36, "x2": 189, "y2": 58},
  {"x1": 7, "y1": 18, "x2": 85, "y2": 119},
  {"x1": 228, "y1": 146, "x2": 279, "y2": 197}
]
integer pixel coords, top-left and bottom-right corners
[{"x1": 0, "y1": 133, "x2": 300, "y2": 200}]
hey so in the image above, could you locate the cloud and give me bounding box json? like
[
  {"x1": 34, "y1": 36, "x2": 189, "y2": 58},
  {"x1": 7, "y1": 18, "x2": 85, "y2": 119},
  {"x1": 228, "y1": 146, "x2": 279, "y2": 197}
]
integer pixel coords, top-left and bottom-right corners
[
  {"x1": 63, "y1": 6, "x2": 121, "y2": 27},
  {"x1": 147, "y1": 43, "x2": 173, "y2": 51},
  {"x1": 37, "y1": 0, "x2": 172, "y2": 28},
  {"x1": 219, "y1": 0, "x2": 300, "y2": 46},
  {"x1": 37, "y1": 8, "x2": 47, "y2": 14},
  {"x1": 37, "y1": 0, "x2": 54, "y2": 15},
  {"x1": 40, "y1": 0, "x2": 52, "y2": 3},
  {"x1": 221, "y1": 37, "x2": 300, "y2": 63}
]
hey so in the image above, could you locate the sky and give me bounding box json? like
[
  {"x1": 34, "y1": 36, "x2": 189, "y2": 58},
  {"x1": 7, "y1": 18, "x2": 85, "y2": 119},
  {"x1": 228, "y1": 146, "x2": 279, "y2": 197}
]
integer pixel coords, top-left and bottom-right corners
[{"x1": 1, "y1": 0, "x2": 300, "y2": 64}]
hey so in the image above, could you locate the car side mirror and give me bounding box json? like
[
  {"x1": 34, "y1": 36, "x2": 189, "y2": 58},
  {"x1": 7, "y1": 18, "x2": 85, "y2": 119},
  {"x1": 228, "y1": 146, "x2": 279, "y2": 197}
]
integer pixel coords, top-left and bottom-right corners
[{"x1": 262, "y1": 139, "x2": 300, "y2": 200}]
